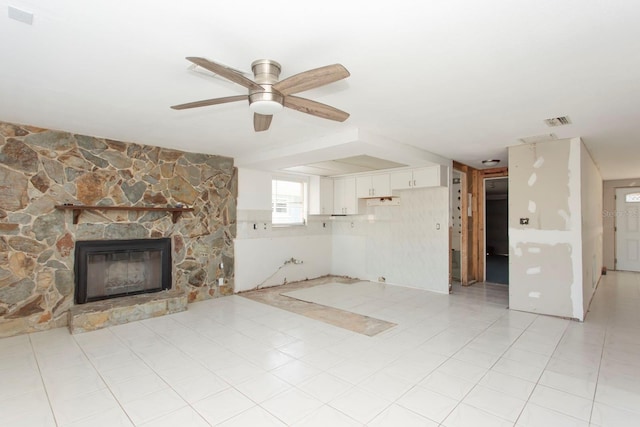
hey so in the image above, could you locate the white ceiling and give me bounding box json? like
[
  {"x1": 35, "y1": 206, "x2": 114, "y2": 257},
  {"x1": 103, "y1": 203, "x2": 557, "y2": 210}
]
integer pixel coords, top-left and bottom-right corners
[{"x1": 1, "y1": 1, "x2": 639, "y2": 179}]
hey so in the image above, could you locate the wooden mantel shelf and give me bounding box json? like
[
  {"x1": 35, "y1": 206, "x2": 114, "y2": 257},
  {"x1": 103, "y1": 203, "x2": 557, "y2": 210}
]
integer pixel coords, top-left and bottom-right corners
[{"x1": 55, "y1": 204, "x2": 194, "y2": 224}]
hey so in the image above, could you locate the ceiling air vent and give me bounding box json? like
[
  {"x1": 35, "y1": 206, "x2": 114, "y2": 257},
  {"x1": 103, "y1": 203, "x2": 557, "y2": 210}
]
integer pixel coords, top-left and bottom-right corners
[{"x1": 544, "y1": 116, "x2": 572, "y2": 127}]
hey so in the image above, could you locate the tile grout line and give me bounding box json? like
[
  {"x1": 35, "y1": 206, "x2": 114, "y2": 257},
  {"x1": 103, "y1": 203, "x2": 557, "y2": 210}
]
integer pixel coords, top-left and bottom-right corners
[
  {"x1": 131, "y1": 317, "x2": 265, "y2": 425},
  {"x1": 587, "y1": 322, "x2": 607, "y2": 426},
  {"x1": 27, "y1": 333, "x2": 60, "y2": 427},
  {"x1": 512, "y1": 318, "x2": 583, "y2": 426},
  {"x1": 140, "y1": 310, "x2": 329, "y2": 425},
  {"x1": 437, "y1": 310, "x2": 535, "y2": 426},
  {"x1": 73, "y1": 327, "x2": 157, "y2": 426}
]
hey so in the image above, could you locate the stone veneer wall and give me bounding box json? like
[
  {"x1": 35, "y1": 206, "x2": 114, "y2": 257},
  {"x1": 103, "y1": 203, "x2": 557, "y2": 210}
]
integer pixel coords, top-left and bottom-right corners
[{"x1": 0, "y1": 120, "x2": 237, "y2": 337}]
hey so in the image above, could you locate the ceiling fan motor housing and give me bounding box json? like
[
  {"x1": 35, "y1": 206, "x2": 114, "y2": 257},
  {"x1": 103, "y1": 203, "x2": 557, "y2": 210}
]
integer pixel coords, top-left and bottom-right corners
[
  {"x1": 249, "y1": 59, "x2": 284, "y2": 113},
  {"x1": 251, "y1": 59, "x2": 281, "y2": 84}
]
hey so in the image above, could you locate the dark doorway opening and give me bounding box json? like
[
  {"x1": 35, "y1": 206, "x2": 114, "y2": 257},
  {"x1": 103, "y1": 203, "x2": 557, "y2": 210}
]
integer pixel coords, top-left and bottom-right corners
[{"x1": 485, "y1": 178, "x2": 509, "y2": 285}]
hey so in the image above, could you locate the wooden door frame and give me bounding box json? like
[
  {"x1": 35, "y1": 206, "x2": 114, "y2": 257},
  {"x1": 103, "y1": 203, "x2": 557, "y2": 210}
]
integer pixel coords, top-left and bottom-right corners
[
  {"x1": 452, "y1": 161, "x2": 475, "y2": 285},
  {"x1": 453, "y1": 161, "x2": 508, "y2": 285}
]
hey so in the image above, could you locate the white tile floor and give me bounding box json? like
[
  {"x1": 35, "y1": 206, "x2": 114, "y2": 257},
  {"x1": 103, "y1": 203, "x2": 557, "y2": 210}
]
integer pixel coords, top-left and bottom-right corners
[{"x1": 1, "y1": 271, "x2": 639, "y2": 426}]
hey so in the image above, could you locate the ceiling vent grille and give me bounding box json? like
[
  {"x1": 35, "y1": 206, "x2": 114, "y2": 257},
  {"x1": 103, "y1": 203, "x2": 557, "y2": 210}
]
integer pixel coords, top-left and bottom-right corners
[{"x1": 544, "y1": 116, "x2": 572, "y2": 127}]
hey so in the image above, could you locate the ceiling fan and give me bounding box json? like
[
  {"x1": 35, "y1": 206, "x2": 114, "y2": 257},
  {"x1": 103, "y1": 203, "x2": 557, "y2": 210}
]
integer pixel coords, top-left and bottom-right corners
[{"x1": 171, "y1": 57, "x2": 351, "y2": 132}]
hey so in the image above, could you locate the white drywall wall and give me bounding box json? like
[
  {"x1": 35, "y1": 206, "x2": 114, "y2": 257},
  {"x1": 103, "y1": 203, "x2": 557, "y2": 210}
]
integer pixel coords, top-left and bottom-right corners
[
  {"x1": 580, "y1": 141, "x2": 603, "y2": 315},
  {"x1": 509, "y1": 138, "x2": 582, "y2": 319},
  {"x1": 508, "y1": 138, "x2": 603, "y2": 321}
]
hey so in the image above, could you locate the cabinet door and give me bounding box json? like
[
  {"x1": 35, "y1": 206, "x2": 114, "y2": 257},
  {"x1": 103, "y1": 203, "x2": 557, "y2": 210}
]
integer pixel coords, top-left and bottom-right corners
[
  {"x1": 333, "y1": 178, "x2": 345, "y2": 214},
  {"x1": 412, "y1": 166, "x2": 441, "y2": 188},
  {"x1": 319, "y1": 178, "x2": 334, "y2": 214},
  {"x1": 390, "y1": 170, "x2": 413, "y2": 190},
  {"x1": 371, "y1": 173, "x2": 391, "y2": 197},
  {"x1": 343, "y1": 177, "x2": 358, "y2": 214},
  {"x1": 356, "y1": 176, "x2": 373, "y2": 198}
]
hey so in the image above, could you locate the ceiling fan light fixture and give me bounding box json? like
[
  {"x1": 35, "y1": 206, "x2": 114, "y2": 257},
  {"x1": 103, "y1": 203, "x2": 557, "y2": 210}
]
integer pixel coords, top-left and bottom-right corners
[
  {"x1": 482, "y1": 159, "x2": 500, "y2": 167},
  {"x1": 249, "y1": 100, "x2": 284, "y2": 115},
  {"x1": 249, "y1": 91, "x2": 284, "y2": 115}
]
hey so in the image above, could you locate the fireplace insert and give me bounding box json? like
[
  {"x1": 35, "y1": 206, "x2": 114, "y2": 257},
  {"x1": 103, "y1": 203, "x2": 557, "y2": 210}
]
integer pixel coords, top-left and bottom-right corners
[{"x1": 74, "y1": 238, "x2": 171, "y2": 304}]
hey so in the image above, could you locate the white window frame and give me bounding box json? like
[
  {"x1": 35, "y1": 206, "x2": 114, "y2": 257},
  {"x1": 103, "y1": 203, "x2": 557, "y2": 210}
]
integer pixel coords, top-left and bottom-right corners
[{"x1": 271, "y1": 175, "x2": 308, "y2": 226}]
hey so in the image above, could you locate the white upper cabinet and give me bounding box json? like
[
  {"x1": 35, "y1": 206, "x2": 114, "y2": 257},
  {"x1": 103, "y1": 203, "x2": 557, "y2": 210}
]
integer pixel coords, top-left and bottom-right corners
[
  {"x1": 309, "y1": 176, "x2": 334, "y2": 215},
  {"x1": 333, "y1": 176, "x2": 358, "y2": 215},
  {"x1": 390, "y1": 165, "x2": 448, "y2": 190},
  {"x1": 356, "y1": 173, "x2": 391, "y2": 198},
  {"x1": 389, "y1": 170, "x2": 413, "y2": 191}
]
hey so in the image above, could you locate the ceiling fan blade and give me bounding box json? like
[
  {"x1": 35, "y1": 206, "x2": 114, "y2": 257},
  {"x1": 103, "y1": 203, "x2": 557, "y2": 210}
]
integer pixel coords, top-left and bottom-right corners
[
  {"x1": 170, "y1": 95, "x2": 247, "y2": 110},
  {"x1": 186, "y1": 57, "x2": 263, "y2": 91},
  {"x1": 254, "y1": 113, "x2": 273, "y2": 132},
  {"x1": 272, "y1": 64, "x2": 350, "y2": 96},
  {"x1": 284, "y1": 96, "x2": 349, "y2": 122}
]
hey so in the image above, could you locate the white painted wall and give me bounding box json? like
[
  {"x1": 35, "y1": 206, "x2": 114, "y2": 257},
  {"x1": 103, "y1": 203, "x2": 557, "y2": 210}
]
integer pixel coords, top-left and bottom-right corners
[
  {"x1": 237, "y1": 168, "x2": 272, "y2": 210},
  {"x1": 234, "y1": 168, "x2": 332, "y2": 292},
  {"x1": 580, "y1": 142, "x2": 603, "y2": 314},
  {"x1": 508, "y1": 138, "x2": 602, "y2": 321},
  {"x1": 568, "y1": 138, "x2": 585, "y2": 320},
  {"x1": 331, "y1": 187, "x2": 450, "y2": 293},
  {"x1": 235, "y1": 234, "x2": 332, "y2": 292}
]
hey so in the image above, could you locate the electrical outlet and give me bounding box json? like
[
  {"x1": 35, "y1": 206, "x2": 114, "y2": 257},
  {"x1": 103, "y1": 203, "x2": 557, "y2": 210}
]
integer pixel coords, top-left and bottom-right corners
[{"x1": 520, "y1": 218, "x2": 530, "y2": 225}]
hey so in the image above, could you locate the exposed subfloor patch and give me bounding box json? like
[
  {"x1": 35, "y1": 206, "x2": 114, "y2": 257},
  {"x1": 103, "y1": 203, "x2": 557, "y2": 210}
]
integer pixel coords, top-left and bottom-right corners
[{"x1": 239, "y1": 276, "x2": 398, "y2": 336}]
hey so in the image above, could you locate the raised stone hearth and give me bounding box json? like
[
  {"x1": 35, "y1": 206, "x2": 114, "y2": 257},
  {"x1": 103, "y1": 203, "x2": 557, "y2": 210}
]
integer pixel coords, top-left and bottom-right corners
[{"x1": 68, "y1": 290, "x2": 187, "y2": 334}]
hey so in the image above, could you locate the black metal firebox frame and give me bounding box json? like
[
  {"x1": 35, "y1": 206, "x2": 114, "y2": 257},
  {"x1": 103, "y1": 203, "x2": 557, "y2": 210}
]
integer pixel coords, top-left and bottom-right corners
[{"x1": 74, "y1": 238, "x2": 172, "y2": 304}]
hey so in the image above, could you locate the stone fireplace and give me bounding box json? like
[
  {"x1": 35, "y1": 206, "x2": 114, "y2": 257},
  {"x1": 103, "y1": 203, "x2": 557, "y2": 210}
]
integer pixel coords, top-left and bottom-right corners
[
  {"x1": 0, "y1": 120, "x2": 237, "y2": 338},
  {"x1": 75, "y1": 238, "x2": 171, "y2": 304}
]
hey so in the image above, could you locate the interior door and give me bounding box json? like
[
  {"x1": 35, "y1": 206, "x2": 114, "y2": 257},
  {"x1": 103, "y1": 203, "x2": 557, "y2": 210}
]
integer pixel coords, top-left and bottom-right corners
[{"x1": 615, "y1": 187, "x2": 640, "y2": 272}]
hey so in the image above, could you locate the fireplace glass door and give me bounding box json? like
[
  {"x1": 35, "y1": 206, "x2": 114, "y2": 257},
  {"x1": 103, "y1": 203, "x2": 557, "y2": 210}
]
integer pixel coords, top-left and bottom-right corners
[{"x1": 75, "y1": 238, "x2": 171, "y2": 304}]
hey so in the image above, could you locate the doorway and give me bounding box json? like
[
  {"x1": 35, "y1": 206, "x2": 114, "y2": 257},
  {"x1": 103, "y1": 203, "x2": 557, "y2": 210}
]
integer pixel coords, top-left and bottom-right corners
[
  {"x1": 451, "y1": 171, "x2": 463, "y2": 282},
  {"x1": 615, "y1": 187, "x2": 640, "y2": 272},
  {"x1": 485, "y1": 178, "x2": 509, "y2": 284},
  {"x1": 451, "y1": 161, "x2": 508, "y2": 286}
]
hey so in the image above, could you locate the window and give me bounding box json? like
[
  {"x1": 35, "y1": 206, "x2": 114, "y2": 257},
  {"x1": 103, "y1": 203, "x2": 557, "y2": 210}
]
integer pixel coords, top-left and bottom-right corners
[
  {"x1": 272, "y1": 177, "x2": 307, "y2": 225},
  {"x1": 626, "y1": 193, "x2": 640, "y2": 203}
]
